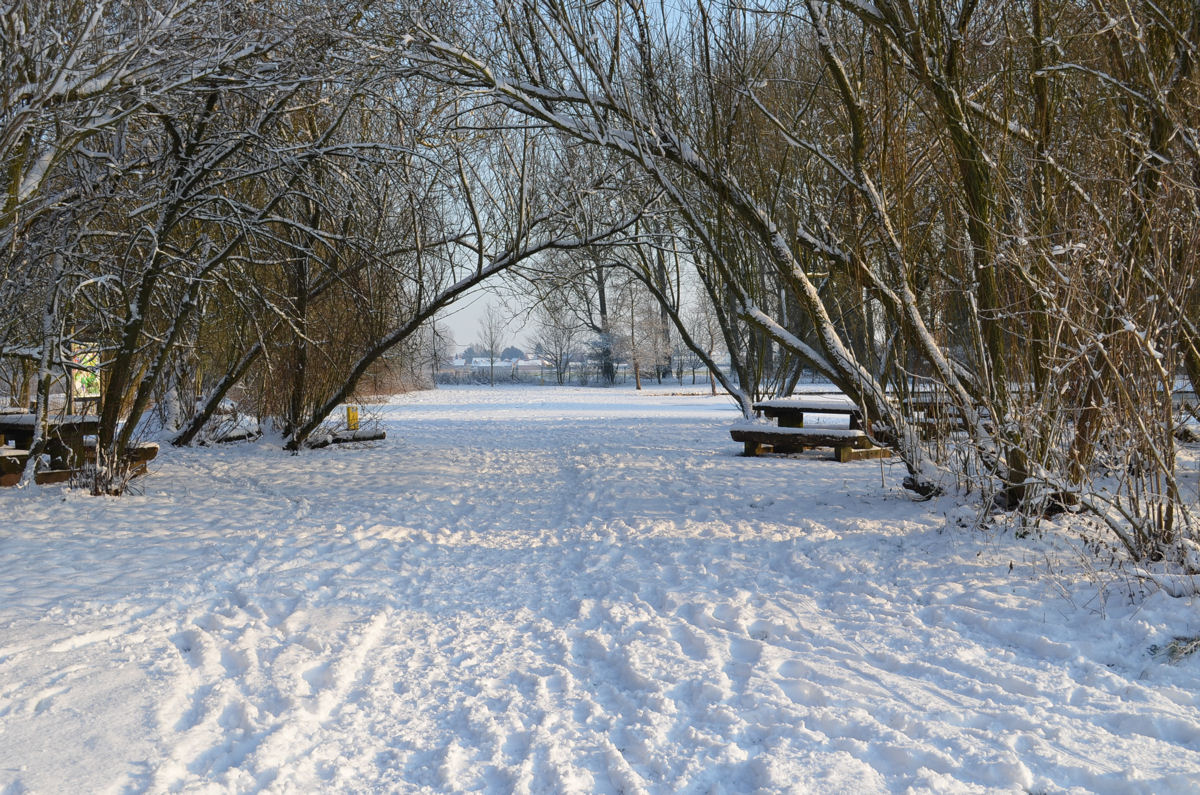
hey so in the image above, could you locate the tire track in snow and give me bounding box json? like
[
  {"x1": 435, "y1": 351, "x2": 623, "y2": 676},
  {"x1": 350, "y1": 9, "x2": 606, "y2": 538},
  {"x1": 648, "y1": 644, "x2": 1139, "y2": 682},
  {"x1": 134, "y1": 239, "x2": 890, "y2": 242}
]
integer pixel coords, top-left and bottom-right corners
[{"x1": 147, "y1": 518, "x2": 412, "y2": 790}]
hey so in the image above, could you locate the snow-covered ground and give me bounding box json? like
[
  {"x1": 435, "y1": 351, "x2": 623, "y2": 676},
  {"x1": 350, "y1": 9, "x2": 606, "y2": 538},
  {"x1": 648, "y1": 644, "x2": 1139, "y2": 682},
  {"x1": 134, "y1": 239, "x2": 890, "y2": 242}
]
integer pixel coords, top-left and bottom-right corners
[{"x1": 2, "y1": 385, "x2": 1200, "y2": 793}]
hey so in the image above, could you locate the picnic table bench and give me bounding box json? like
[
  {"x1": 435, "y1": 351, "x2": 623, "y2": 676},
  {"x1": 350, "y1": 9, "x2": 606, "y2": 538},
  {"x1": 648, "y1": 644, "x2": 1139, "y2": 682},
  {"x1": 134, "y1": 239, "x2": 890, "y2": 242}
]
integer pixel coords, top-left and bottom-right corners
[
  {"x1": 900, "y1": 392, "x2": 998, "y2": 438},
  {"x1": 0, "y1": 447, "x2": 30, "y2": 486},
  {"x1": 0, "y1": 412, "x2": 98, "y2": 468},
  {"x1": 0, "y1": 412, "x2": 157, "y2": 485},
  {"x1": 731, "y1": 396, "x2": 890, "y2": 462}
]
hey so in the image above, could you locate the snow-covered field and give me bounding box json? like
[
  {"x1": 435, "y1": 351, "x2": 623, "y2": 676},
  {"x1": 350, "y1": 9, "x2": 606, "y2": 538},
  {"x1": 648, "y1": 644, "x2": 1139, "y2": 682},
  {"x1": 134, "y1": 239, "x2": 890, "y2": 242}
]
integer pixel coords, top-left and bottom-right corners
[{"x1": 2, "y1": 385, "x2": 1200, "y2": 793}]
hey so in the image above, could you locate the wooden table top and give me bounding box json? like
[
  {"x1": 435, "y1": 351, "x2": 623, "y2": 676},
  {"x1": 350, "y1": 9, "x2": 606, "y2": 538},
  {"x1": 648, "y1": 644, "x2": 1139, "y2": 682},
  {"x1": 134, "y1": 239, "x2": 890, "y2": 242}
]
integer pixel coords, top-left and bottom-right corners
[
  {"x1": 0, "y1": 414, "x2": 99, "y2": 432},
  {"x1": 754, "y1": 396, "x2": 860, "y2": 414}
]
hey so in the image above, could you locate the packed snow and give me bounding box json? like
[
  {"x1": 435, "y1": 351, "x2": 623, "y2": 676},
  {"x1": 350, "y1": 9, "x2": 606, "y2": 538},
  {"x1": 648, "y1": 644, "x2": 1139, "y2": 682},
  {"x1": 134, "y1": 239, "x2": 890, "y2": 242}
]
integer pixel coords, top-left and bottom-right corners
[{"x1": 2, "y1": 385, "x2": 1200, "y2": 793}]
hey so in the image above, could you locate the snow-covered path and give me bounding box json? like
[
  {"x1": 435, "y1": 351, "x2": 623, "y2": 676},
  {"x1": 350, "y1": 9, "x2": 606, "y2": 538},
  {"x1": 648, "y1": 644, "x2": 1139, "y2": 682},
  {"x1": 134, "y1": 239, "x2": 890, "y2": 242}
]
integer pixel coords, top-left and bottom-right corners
[{"x1": 2, "y1": 386, "x2": 1200, "y2": 793}]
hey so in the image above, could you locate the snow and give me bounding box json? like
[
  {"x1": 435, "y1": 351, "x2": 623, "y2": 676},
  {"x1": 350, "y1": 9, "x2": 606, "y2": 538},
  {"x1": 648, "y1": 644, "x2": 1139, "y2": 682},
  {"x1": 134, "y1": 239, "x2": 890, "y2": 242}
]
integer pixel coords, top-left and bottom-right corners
[{"x1": 3, "y1": 384, "x2": 1200, "y2": 792}]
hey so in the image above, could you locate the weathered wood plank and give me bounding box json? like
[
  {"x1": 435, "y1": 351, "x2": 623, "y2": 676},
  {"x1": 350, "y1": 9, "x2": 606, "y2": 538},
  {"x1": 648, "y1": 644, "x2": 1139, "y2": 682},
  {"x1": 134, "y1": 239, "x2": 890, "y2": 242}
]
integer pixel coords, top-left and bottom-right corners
[
  {"x1": 836, "y1": 445, "x2": 892, "y2": 463},
  {"x1": 34, "y1": 469, "x2": 72, "y2": 485},
  {"x1": 732, "y1": 425, "x2": 866, "y2": 445},
  {"x1": 731, "y1": 425, "x2": 889, "y2": 462},
  {"x1": 0, "y1": 449, "x2": 30, "y2": 476}
]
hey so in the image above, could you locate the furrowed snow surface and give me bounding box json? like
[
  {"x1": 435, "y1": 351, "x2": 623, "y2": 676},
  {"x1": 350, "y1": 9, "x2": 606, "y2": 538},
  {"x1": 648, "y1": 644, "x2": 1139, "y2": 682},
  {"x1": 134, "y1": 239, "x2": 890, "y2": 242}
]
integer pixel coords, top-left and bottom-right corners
[{"x1": 2, "y1": 385, "x2": 1199, "y2": 793}]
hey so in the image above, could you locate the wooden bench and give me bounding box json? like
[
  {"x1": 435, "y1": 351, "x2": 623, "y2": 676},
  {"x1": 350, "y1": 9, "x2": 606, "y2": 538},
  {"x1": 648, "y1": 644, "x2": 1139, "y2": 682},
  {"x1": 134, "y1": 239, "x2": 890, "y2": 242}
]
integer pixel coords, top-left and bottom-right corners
[
  {"x1": 0, "y1": 449, "x2": 83, "y2": 486},
  {"x1": 0, "y1": 413, "x2": 99, "y2": 468},
  {"x1": 731, "y1": 423, "x2": 890, "y2": 462},
  {"x1": 735, "y1": 395, "x2": 890, "y2": 462},
  {"x1": 0, "y1": 441, "x2": 159, "y2": 486},
  {"x1": 905, "y1": 402, "x2": 992, "y2": 438},
  {"x1": 0, "y1": 448, "x2": 29, "y2": 487}
]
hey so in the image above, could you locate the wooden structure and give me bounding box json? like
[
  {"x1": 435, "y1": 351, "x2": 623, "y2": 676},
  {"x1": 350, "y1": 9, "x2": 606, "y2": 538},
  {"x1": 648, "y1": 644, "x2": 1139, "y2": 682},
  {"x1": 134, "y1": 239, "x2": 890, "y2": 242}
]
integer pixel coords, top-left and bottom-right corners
[
  {"x1": 0, "y1": 413, "x2": 99, "y2": 476},
  {"x1": 0, "y1": 411, "x2": 156, "y2": 486},
  {"x1": 731, "y1": 395, "x2": 890, "y2": 462},
  {"x1": 753, "y1": 395, "x2": 868, "y2": 430}
]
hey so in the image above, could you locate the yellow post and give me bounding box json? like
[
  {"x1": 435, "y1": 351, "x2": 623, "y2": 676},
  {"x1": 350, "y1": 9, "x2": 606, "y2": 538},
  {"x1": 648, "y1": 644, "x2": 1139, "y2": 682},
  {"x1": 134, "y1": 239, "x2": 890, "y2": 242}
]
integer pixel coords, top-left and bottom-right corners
[{"x1": 346, "y1": 405, "x2": 359, "y2": 431}]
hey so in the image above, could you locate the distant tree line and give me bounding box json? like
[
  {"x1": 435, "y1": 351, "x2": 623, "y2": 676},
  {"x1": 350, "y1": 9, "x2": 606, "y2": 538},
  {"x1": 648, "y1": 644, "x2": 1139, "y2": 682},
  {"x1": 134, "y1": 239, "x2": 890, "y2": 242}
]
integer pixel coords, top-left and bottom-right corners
[{"x1": 458, "y1": 345, "x2": 525, "y2": 363}]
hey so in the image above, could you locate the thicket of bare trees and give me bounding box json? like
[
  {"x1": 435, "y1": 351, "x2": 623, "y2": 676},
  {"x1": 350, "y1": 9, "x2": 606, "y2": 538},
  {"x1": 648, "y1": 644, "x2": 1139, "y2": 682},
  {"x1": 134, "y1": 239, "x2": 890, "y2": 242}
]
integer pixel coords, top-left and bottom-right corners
[
  {"x1": 0, "y1": 0, "x2": 643, "y2": 488},
  {"x1": 3, "y1": 0, "x2": 1199, "y2": 568},
  {"x1": 408, "y1": 0, "x2": 1199, "y2": 563}
]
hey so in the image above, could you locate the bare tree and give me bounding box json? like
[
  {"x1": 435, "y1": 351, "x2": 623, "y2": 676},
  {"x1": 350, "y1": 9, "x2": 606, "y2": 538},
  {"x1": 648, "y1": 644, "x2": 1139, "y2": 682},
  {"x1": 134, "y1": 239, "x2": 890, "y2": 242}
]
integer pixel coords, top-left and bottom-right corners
[
  {"x1": 405, "y1": 0, "x2": 1200, "y2": 557},
  {"x1": 475, "y1": 306, "x2": 508, "y2": 386},
  {"x1": 530, "y1": 302, "x2": 579, "y2": 385},
  {"x1": 7, "y1": 0, "x2": 1199, "y2": 573},
  {"x1": 407, "y1": 2, "x2": 938, "y2": 491}
]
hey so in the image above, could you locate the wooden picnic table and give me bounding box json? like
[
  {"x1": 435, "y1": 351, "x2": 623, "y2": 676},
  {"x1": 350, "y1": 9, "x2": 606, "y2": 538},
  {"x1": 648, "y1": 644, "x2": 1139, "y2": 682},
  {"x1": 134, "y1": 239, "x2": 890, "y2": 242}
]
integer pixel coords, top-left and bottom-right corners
[
  {"x1": 0, "y1": 413, "x2": 99, "y2": 450},
  {"x1": 733, "y1": 395, "x2": 888, "y2": 462},
  {"x1": 753, "y1": 395, "x2": 866, "y2": 429},
  {"x1": 0, "y1": 413, "x2": 158, "y2": 486},
  {"x1": 0, "y1": 413, "x2": 99, "y2": 479}
]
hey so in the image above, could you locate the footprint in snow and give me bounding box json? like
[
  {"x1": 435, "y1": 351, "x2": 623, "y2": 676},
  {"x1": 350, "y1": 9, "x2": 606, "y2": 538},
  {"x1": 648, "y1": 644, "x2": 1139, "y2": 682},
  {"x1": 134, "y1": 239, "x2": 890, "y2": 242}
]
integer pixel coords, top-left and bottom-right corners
[{"x1": 170, "y1": 630, "x2": 206, "y2": 668}]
